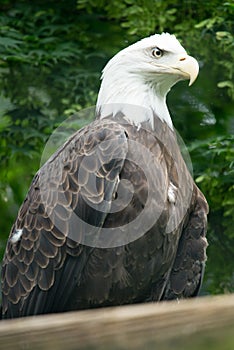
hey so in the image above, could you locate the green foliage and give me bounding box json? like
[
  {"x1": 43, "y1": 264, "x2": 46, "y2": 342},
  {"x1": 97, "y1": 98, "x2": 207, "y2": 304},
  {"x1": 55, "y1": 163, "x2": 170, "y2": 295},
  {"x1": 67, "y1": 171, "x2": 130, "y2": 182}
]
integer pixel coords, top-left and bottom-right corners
[
  {"x1": 190, "y1": 135, "x2": 234, "y2": 293},
  {"x1": 0, "y1": 0, "x2": 102, "y2": 255},
  {"x1": 77, "y1": 0, "x2": 234, "y2": 97},
  {"x1": 0, "y1": 0, "x2": 233, "y2": 294},
  {"x1": 194, "y1": 136, "x2": 234, "y2": 232}
]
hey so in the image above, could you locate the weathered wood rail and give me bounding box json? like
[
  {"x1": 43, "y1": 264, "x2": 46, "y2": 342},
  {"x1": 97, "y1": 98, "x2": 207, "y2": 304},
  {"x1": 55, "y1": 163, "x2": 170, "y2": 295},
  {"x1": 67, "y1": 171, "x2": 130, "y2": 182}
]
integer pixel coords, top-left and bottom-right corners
[{"x1": 0, "y1": 294, "x2": 234, "y2": 349}]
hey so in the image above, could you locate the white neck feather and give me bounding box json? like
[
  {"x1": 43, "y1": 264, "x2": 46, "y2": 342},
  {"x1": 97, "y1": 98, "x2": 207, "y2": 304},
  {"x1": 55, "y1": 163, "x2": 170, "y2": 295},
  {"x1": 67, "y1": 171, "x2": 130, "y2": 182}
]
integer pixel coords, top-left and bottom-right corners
[{"x1": 96, "y1": 65, "x2": 173, "y2": 129}]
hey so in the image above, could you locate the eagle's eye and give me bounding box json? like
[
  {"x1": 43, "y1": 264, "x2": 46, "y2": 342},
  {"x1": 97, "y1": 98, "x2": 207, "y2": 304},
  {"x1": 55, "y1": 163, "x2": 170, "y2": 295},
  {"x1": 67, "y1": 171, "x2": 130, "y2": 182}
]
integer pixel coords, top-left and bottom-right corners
[{"x1": 152, "y1": 47, "x2": 163, "y2": 58}]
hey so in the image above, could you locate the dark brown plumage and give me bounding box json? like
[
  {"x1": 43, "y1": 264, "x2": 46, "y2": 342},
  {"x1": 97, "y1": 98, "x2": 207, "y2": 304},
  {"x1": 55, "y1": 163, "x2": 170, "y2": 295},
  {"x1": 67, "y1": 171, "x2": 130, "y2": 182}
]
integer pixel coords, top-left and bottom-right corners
[
  {"x1": 1, "y1": 115, "x2": 208, "y2": 318},
  {"x1": 1, "y1": 33, "x2": 208, "y2": 319}
]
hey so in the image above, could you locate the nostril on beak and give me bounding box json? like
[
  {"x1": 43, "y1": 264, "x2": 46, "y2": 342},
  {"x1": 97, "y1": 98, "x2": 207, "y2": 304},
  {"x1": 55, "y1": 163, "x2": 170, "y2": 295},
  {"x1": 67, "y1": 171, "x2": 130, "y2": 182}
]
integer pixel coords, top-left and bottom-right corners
[{"x1": 179, "y1": 57, "x2": 186, "y2": 61}]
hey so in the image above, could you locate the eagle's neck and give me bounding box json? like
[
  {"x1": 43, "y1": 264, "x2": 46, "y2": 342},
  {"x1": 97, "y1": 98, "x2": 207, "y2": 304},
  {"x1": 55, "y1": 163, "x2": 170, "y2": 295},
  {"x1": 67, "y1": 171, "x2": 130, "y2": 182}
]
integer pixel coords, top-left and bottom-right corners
[{"x1": 96, "y1": 70, "x2": 173, "y2": 129}]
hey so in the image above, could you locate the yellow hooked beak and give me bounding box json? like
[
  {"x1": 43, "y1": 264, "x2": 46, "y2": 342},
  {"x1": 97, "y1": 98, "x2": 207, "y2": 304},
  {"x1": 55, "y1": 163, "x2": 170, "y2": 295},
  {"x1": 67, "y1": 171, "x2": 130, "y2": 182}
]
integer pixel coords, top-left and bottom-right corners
[{"x1": 173, "y1": 55, "x2": 199, "y2": 86}]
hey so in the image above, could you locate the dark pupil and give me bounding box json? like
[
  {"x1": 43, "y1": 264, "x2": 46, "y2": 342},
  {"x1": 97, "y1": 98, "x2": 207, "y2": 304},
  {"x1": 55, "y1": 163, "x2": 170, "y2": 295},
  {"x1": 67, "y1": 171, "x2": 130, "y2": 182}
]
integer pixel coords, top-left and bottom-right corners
[{"x1": 155, "y1": 49, "x2": 161, "y2": 56}]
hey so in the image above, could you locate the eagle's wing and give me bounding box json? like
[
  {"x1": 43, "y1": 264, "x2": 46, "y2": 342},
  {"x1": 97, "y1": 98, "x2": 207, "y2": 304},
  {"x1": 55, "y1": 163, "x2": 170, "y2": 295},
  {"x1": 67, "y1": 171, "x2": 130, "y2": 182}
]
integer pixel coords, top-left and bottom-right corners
[
  {"x1": 162, "y1": 186, "x2": 208, "y2": 299},
  {"x1": 1, "y1": 119, "x2": 128, "y2": 318}
]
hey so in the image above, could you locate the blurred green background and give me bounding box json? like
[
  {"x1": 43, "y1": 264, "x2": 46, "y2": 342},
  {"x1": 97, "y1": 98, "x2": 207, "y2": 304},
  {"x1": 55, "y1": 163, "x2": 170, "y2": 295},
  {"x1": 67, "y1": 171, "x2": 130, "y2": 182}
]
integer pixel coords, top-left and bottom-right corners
[{"x1": 0, "y1": 0, "x2": 233, "y2": 295}]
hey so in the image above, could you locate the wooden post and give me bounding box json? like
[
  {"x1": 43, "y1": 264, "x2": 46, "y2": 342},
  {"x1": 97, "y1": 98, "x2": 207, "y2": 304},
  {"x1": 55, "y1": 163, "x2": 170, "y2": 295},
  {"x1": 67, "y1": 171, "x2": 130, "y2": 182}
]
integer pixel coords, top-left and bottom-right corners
[{"x1": 0, "y1": 294, "x2": 234, "y2": 349}]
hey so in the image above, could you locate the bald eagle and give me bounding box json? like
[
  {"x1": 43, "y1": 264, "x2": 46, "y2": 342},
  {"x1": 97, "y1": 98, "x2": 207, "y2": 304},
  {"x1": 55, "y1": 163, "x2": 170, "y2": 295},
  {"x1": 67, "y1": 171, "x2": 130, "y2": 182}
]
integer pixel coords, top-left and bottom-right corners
[{"x1": 1, "y1": 33, "x2": 208, "y2": 319}]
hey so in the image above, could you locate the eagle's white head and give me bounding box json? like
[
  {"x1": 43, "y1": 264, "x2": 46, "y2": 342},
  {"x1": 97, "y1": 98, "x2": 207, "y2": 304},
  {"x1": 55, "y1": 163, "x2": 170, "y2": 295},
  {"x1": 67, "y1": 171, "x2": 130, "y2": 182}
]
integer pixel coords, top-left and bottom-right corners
[{"x1": 96, "y1": 33, "x2": 199, "y2": 129}]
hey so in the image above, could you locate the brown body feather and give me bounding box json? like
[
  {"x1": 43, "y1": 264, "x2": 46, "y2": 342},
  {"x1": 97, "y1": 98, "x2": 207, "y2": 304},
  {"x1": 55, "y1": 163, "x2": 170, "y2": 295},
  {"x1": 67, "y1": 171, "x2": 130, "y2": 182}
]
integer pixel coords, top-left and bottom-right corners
[{"x1": 1, "y1": 114, "x2": 208, "y2": 318}]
